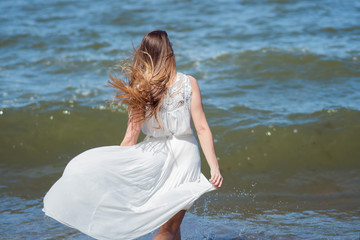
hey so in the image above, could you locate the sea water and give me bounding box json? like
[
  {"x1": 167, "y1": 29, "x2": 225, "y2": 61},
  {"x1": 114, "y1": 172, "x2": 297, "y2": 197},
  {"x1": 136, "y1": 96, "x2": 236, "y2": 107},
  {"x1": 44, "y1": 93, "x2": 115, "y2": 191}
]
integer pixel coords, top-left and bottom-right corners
[{"x1": 1, "y1": 0, "x2": 359, "y2": 239}]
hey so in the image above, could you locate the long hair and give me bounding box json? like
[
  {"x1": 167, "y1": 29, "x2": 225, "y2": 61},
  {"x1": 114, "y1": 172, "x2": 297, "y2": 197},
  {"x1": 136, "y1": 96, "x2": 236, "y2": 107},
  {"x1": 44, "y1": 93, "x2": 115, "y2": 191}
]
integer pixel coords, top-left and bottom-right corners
[{"x1": 108, "y1": 30, "x2": 176, "y2": 125}]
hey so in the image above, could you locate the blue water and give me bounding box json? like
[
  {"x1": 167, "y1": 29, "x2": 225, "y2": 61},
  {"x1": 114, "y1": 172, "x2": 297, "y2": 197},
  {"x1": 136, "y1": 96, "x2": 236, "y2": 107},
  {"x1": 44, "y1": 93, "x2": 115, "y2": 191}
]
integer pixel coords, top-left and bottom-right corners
[{"x1": 1, "y1": 0, "x2": 360, "y2": 114}]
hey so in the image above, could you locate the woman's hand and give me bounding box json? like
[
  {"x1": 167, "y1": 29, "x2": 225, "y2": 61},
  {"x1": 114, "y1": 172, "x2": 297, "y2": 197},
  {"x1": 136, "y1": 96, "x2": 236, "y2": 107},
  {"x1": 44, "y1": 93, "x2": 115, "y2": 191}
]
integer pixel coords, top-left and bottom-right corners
[
  {"x1": 120, "y1": 118, "x2": 143, "y2": 146},
  {"x1": 209, "y1": 167, "x2": 223, "y2": 189}
]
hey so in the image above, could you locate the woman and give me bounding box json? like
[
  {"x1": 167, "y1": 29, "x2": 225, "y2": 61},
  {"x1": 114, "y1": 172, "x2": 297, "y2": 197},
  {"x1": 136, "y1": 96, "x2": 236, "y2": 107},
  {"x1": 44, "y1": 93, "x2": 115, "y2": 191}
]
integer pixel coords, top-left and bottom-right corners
[{"x1": 43, "y1": 30, "x2": 223, "y2": 240}]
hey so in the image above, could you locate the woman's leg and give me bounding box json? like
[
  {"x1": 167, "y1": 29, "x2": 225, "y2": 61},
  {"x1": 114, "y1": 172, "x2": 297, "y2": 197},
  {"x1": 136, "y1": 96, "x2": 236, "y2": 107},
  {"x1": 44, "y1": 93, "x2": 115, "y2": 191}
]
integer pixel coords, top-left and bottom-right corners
[{"x1": 153, "y1": 210, "x2": 186, "y2": 240}]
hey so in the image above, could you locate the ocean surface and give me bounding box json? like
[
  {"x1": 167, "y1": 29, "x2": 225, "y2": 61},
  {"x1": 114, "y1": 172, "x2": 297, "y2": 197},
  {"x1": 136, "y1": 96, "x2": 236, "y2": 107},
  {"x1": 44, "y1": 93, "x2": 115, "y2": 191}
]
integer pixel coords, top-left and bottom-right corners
[{"x1": 1, "y1": 0, "x2": 360, "y2": 239}]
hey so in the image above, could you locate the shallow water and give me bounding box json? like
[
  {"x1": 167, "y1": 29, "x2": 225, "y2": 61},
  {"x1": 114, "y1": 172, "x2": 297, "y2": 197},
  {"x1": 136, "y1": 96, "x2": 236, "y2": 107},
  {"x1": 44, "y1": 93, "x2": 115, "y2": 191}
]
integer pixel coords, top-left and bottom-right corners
[{"x1": 1, "y1": 0, "x2": 360, "y2": 239}]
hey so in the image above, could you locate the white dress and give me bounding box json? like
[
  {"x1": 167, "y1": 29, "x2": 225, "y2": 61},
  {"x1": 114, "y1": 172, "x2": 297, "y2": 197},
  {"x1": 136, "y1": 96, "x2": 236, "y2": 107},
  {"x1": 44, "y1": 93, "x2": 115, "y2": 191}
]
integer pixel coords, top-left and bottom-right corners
[{"x1": 42, "y1": 72, "x2": 215, "y2": 240}]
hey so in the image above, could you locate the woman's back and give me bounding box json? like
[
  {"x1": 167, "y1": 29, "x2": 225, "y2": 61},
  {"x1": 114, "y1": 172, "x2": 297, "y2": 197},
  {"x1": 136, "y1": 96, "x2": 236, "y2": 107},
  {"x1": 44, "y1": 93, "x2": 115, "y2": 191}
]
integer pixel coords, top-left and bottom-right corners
[{"x1": 142, "y1": 72, "x2": 193, "y2": 137}]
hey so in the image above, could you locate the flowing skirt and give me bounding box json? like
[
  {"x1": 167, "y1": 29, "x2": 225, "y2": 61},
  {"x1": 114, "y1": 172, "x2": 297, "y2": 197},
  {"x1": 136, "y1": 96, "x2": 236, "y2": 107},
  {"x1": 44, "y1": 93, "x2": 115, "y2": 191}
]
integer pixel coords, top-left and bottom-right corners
[{"x1": 42, "y1": 134, "x2": 215, "y2": 240}]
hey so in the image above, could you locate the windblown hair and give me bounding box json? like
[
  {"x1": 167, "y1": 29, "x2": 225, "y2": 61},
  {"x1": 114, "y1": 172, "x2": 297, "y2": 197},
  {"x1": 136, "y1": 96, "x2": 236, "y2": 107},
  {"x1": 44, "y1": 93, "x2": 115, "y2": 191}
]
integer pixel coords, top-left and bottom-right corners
[{"x1": 108, "y1": 30, "x2": 176, "y2": 125}]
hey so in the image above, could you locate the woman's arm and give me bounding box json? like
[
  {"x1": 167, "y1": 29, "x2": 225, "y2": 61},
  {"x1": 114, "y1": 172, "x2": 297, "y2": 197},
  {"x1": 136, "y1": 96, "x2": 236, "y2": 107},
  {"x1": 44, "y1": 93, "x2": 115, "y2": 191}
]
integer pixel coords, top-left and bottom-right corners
[
  {"x1": 120, "y1": 118, "x2": 143, "y2": 146},
  {"x1": 188, "y1": 75, "x2": 223, "y2": 188}
]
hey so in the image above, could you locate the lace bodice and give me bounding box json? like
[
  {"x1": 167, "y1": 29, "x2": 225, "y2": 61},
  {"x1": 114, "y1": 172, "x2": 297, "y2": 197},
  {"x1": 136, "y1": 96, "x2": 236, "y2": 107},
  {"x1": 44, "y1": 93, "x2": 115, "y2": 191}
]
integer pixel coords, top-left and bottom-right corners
[{"x1": 142, "y1": 72, "x2": 193, "y2": 137}]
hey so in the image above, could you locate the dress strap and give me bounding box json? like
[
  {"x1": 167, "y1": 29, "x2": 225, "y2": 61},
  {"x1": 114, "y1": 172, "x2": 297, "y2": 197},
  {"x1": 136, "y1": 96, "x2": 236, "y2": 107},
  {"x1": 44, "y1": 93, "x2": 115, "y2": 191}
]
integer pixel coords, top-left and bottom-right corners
[{"x1": 182, "y1": 73, "x2": 192, "y2": 110}]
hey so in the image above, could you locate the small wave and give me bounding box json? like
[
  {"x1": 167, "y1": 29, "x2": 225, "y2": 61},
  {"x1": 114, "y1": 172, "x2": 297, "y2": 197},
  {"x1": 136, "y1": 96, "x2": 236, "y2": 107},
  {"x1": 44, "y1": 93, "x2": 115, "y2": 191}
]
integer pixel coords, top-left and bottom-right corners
[
  {"x1": 203, "y1": 48, "x2": 360, "y2": 82},
  {"x1": 0, "y1": 33, "x2": 31, "y2": 48},
  {"x1": 80, "y1": 41, "x2": 111, "y2": 50}
]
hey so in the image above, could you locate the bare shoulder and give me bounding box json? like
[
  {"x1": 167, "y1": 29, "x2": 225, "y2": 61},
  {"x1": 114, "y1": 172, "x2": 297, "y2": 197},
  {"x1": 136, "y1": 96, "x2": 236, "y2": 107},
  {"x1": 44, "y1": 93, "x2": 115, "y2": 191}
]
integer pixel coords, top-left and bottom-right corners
[
  {"x1": 187, "y1": 75, "x2": 200, "y2": 92},
  {"x1": 187, "y1": 75, "x2": 197, "y2": 84}
]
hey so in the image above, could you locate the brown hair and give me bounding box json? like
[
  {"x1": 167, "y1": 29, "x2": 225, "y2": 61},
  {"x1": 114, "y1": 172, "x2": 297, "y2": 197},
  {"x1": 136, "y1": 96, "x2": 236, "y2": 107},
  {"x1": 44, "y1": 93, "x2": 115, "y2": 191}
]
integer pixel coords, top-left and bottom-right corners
[{"x1": 108, "y1": 30, "x2": 176, "y2": 125}]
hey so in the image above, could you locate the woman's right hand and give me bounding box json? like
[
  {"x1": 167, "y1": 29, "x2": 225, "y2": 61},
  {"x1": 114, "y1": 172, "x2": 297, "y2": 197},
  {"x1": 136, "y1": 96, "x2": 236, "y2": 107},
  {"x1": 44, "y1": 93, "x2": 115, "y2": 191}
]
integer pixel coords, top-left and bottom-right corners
[{"x1": 209, "y1": 167, "x2": 223, "y2": 189}]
